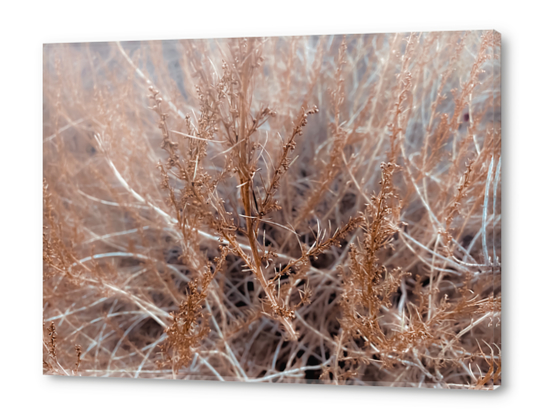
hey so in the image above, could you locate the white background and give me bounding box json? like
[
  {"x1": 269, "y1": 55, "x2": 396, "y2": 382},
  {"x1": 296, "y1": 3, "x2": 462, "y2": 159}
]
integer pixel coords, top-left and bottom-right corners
[{"x1": 0, "y1": 0, "x2": 537, "y2": 418}]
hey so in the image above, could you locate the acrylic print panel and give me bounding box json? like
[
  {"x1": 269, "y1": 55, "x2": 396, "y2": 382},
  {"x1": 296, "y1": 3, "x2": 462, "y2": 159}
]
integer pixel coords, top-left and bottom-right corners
[{"x1": 43, "y1": 31, "x2": 501, "y2": 389}]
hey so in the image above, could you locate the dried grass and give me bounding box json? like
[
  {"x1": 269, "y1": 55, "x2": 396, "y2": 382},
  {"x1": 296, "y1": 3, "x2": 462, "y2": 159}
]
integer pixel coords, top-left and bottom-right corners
[{"x1": 43, "y1": 30, "x2": 501, "y2": 388}]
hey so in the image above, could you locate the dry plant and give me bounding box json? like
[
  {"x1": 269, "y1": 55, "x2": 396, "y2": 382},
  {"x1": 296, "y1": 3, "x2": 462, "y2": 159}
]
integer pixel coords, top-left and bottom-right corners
[{"x1": 43, "y1": 30, "x2": 501, "y2": 389}]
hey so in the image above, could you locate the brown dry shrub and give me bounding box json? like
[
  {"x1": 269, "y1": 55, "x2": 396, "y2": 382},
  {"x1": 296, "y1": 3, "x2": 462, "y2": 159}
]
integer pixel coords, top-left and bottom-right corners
[{"x1": 43, "y1": 31, "x2": 501, "y2": 389}]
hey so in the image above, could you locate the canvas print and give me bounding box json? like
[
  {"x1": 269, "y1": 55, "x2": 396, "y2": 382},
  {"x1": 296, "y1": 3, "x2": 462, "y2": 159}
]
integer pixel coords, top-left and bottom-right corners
[{"x1": 43, "y1": 31, "x2": 501, "y2": 389}]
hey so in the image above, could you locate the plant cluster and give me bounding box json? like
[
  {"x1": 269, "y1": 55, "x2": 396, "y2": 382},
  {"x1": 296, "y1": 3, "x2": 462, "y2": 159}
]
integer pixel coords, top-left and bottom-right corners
[{"x1": 43, "y1": 30, "x2": 501, "y2": 388}]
